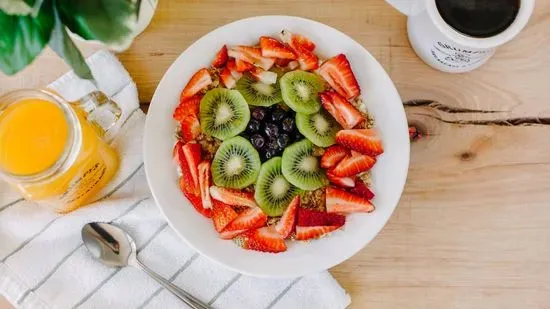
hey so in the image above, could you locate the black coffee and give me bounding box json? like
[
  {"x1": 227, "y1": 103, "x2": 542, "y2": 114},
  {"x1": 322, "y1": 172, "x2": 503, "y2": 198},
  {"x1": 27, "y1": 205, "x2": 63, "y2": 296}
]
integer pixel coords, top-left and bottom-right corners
[{"x1": 436, "y1": 0, "x2": 520, "y2": 38}]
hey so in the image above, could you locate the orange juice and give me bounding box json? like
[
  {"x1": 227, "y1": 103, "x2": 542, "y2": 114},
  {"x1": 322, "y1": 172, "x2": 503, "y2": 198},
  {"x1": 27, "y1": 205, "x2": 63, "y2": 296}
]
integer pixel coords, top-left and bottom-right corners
[{"x1": 0, "y1": 90, "x2": 120, "y2": 213}]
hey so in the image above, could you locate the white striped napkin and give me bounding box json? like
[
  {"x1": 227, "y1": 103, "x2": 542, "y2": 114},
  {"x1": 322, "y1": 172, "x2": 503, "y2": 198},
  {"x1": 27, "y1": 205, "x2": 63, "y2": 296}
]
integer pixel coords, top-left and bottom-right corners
[{"x1": 0, "y1": 51, "x2": 351, "y2": 309}]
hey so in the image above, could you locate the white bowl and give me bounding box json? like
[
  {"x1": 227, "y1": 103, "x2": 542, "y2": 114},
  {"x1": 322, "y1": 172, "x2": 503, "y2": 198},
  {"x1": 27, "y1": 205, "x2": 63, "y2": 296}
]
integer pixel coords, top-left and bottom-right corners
[{"x1": 144, "y1": 16, "x2": 409, "y2": 278}]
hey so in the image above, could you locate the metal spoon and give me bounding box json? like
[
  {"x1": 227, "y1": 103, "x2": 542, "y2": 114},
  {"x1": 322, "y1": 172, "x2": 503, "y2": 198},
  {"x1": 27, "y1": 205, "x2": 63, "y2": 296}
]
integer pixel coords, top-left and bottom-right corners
[{"x1": 81, "y1": 222, "x2": 210, "y2": 309}]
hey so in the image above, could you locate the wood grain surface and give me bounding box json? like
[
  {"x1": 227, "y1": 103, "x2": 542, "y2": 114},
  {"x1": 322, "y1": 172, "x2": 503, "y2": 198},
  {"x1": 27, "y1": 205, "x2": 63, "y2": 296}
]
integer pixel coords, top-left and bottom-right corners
[{"x1": 1, "y1": 0, "x2": 550, "y2": 308}]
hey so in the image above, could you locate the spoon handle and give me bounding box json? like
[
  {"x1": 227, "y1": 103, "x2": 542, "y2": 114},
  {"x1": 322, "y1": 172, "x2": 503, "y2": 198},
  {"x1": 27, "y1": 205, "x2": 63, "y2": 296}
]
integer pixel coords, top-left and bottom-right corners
[{"x1": 132, "y1": 259, "x2": 211, "y2": 309}]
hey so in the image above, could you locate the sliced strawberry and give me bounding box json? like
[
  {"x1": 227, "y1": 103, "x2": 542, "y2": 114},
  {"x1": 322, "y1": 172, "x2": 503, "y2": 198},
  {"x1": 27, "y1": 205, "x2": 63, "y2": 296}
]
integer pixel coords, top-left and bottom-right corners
[
  {"x1": 180, "y1": 68, "x2": 212, "y2": 100},
  {"x1": 220, "y1": 67, "x2": 237, "y2": 89},
  {"x1": 295, "y1": 46, "x2": 319, "y2": 71},
  {"x1": 259, "y1": 36, "x2": 297, "y2": 60},
  {"x1": 228, "y1": 46, "x2": 275, "y2": 70},
  {"x1": 320, "y1": 91, "x2": 365, "y2": 129},
  {"x1": 327, "y1": 171, "x2": 355, "y2": 188},
  {"x1": 174, "y1": 142, "x2": 198, "y2": 194},
  {"x1": 296, "y1": 208, "x2": 346, "y2": 227},
  {"x1": 296, "y1": 226, "x2": 340, "y2": 241},
  {"x1": 209, "y1": 186, "x2": 258, "y2": 208},
  {"x1": 220, "y1": 207, "x2": 268, "y2": 239},
  {"x1": 179, "y1": 115, "x2": 201, "y2": 143},
  {"x1": 211, "y1": 45, "x2": 228, "y2": 68},
  {"x1": 275, "y1": 58, "x2": 291, "y2": 67},
  {"x1": 350, "y1": 179, "x2": 375, "y2": 200},
  {"x1": 321, "y1": 145, "x2": 349, "y2": 169},
  {"x1": 226, "y1": 59, "x2": 243, "y2": 80},
  {"x1": 235, "y1": 59, "x2": 255, "y2": 72},
  {"x1": 287, "y1": 60, "x2": 299, "y2": 70},
  {"x1": 326, "y1": 186, "x2": 374, "y2": 214},
  {"x1": 336, "y1": 129, "x2": 384, "y2": 157},
  {"x1": 212, "y1": 200, "x2": 238, "y2": 232},
  {"x1": 234, "y1": 227, "x2": 287, "y2": 253},
  {"x1": 280, "y1": 29, "x2": 316, "y2": 52},
  {"x1": 173, "y1": 141, "x2": 185, "y2": 170},
  {"x1": 249, "y1": 67, "x2": 277, "y2": 85},
  {"x1": 317, "y1": 54, "x2": 360, "y2": 99},
  {"x1": 331, "y1": 152, "x2": 376, "y2": 177},
  {"x1": 198, "y1": 161, "x2": 212, "y2": 209},
  {"x1": 180, "y1": 178, "x2": 211, "y2": 218},
  {"x1": 274, "y1": 196, "x2": 299, "y2": 239},
  {"x1": 182, "y1": 142, "x2": 202, "y2": 190},
  {"x1": 173, "y1": 95, "x2": 201, "y2": 121}
]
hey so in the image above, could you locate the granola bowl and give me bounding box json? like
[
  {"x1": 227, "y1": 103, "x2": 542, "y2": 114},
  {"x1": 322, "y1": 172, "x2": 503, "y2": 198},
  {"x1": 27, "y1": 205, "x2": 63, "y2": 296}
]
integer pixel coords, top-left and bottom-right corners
[{"x1": 144, "y1": 15, "x2": 409, "y2": 278}]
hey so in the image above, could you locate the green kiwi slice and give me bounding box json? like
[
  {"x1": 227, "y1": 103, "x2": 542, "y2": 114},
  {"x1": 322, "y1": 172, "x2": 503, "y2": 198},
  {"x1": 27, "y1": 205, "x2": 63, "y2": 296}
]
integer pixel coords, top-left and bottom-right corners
[
  {"x1": 296, "y1": 109, "x2": 342, "y2": 147},
  {"x1": 235, "y1": 74, "x2": 283, "y2": 107},
  {"x1": 212, "y1": 136, "x2": 261, "y2": 189},
  {"x1": 281, "y1": 139, "x2": 328, "y2": 191},
  {"x1": 280, "y1": 70, "x2": 325, "y2": 114},
  {"x1": 254, "y1": 157, "x2": 300, "y2": 216},
  {"x1": 200, "y1": 88, "x2": 250, "y2": 140}
]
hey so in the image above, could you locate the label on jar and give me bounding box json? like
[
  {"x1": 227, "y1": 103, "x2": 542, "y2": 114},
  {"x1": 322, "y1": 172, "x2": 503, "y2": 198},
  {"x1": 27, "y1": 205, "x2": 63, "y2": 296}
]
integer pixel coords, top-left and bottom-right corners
[
  {"x1": 60, "y1": 161, "x2": 108, "y2": 205},
  {"x1": 429, "y1": 41, "x2": 494, "y2": 70}
]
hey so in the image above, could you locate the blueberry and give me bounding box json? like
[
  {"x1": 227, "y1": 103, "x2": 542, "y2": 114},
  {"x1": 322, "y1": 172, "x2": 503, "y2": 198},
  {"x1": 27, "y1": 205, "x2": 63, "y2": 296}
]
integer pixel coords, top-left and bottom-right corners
[
  {"x1": 277, "y1": 134, "x2": 290, "y2": 148},
  {"x1": 271, "y1": 109, "x2": 285, "y2": 122},
  {"x1": 252, "y1": 107, "x2": 267, "y2": 121},
  {"x1": 265, "y1": 123, "x2": 279, "y2": 138},
  {"x1": 250, "y1": 134, "x2": 265, "y2": 149},
  {"x1": 247, "y1": 119, "x2": 260, "y2": 133},
  {"x1": 264, "y1": 149, "x2": 277, "y2": 160},
  {"x1": 281, "y1": 118, "x2": 295, "y2": 132},
  {"x1": 267, "y1": 138, "x2": 279, "y2": 150}
]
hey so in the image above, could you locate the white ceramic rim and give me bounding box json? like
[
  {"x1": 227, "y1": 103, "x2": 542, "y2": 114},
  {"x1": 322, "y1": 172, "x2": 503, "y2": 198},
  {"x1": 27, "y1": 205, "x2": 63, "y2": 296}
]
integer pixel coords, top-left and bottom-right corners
[
  {"x1": 144, "y1": 15, "x2": 410, "y2": 278},
  {"x1": 425, "y1": 0, "x2": 535, "y2": 49}
]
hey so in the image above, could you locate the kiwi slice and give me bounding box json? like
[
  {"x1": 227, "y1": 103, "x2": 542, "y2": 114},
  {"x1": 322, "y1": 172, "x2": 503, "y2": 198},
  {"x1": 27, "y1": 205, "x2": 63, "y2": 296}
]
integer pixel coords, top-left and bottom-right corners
[
  {"x1": 296, "y1": 109, "x2": 342, "y2": 147},
  {"x1": 254, "y1": 157, "x2": 300, "y2": 216},
  {"x1": 212, "y1": 136, "x2": 261, "y2": 189},
  {"x1": 280, "y1": 70, "x2": 325, "y2": 114},
  {"x1": 200, "y1": 88, "x2": 250, "y2": 140},
  {"x1": 235, "y1": 74, "x2": 283, "y2": 107},
  {"x1": 281, "y1": 139, "x2": 328, "y2": 191}
]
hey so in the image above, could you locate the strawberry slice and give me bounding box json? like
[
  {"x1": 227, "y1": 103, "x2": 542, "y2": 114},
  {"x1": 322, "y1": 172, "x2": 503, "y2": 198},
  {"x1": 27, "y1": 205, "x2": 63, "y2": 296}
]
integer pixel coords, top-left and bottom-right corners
[
  {"x1": 295, "y1": 46, "x2": 319, "y2": 71},
  {"x1": 259, "y1": 36, "x2": 297, "y2": 60},
  {"x1": 198, "y1": 161, "x2": 212, "y2": 210},
  {"x1": 296, "y1": 226, "x2": 340, "y2": 241},
  {"x1": 173, "y1": 95, "x2": 201, "y2": 121},
  {"x1": 275, "y1": 58, "x2": 291, "y2": 67},
  {"x1": 326, "y1": 186, "x2": 374, "y2": 214},
  {"x1": 336, "y1": 129, "x2": 384, "y2": 157},
  {"x1": 226, "y1": 59, "x2": 243, "y2": 80},
  {"x1": 209, "y1": 186, "x2": 258, "y2": 208},
  {"x1": 182, "y1": 142, "x2": 201, "y2": 191},
  {"x1": 236, "y1": 59, "x2": 255, "y2": 72},
  {"x1": 321, "y1": 145, "x2": 349, "y2": 169},
  {"x1": 220, "y1": 207, "x2": 268, "y2": 239},
  {"x1": 327, "y1": 171, "x2": 355, "y2": 188},
  {"x1": 212, "y1": 200, "x2": 238, "y2": 232},
  {"x1": 228, "y1": 46, "x2": 275, "y2": 70},
  {"x1": 350, "y1": 179, "x2": 375, "y2": 200},
  {"x1": 180, "y1": 68, "x2": 213, "y2": 100},
  {"x1": 280, "y1": 29, "x2": 316, "y2": 52},
  {"x1": 249, "y1": 67, "x2": 277, "y2": 85},
  {"x1": 220, "y1": 67, "x2": 237, "y2": 89},
  {"x1": 320, "y1": 91, "x2": 365, "y2": 129},
  {"x1": 288, "y1": 61, "x2": 299, "y2": 70},
  {"x1": 234, "y1": 227, "x2": 287, "y2": 253},
  {"x1": 275, "y1": 196, "x2": 299, "y2": 239},
  {"x1": 297, "y1": 208, "x2": 346, "y2": 227},
  {"x1": 331, "y1": 151, "x2": 376, "y2": 177},
  {"x1": 211, "y1": 45, "x2": 228, "y2": 68},
  {"x1": 179, "y1": 115, "x2": 201, "y2": 143},
  {"x1": 174, "y1": 142, "x2": 198, "y2": 194},
  {"x1": 317, "y1": 54, "x2": 360, "y2": 99},
  {"x1": 180, "y1": 179, "x2": 211, "y2": 218}
]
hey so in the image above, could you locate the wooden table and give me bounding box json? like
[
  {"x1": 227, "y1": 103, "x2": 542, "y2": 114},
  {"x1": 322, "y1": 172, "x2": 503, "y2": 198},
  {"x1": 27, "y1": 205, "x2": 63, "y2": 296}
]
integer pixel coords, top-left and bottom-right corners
[{"x1": 2, "y1": 0, "x2": 550, "y2": 308}]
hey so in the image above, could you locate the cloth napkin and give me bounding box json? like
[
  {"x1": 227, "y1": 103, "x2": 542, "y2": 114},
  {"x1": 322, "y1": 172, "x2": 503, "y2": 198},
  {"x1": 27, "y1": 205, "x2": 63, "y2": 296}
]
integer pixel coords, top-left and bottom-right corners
[{"x1": 0, "y1": 51, "x2": 351, "y2": 309}]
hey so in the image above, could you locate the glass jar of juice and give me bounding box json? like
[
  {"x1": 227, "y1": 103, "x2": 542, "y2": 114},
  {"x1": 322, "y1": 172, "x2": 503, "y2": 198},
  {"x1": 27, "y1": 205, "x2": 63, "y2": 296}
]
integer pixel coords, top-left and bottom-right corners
[{"x1": 0, "y1": 89, "x2": 121, "y2": 213}]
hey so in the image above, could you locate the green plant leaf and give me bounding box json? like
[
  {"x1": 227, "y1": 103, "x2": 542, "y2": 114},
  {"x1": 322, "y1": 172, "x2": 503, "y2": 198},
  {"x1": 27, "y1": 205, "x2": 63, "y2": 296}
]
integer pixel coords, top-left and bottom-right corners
[
  {"x1": 57, "y1": 0, "x2": 140, "y2": 48},
  {"x1": 0, "y1": 1, "x2": 53, "y2": 75},
  {"x1": 48, "y1": 2, "x2": 92, "y2": 80}
]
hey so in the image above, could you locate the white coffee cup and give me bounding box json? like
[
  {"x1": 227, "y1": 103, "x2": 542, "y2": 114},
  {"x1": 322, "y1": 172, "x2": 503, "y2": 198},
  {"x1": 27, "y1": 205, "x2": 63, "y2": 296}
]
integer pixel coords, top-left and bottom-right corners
[{"x1": 386, "y1": 0, "x2": 535, "y2": 73}]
